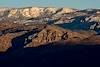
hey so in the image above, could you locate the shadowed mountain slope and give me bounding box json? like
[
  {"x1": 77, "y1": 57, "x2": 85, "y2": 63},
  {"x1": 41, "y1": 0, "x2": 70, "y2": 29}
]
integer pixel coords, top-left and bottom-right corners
[{"x1": 0, "y1": 23, "x2": 99, "y2": 52}]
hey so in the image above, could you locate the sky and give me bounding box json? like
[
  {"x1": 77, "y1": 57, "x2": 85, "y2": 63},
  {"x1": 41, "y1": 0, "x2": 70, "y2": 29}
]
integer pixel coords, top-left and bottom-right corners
[{"x1": 0, "y1": 0, "x2": 100, "y2": 9}]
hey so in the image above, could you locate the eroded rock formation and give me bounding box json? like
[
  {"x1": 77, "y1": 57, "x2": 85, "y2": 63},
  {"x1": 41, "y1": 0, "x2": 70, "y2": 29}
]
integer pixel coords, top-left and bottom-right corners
[{"x1": 0, "y1": 7, "x2": 100, "y2": 52}]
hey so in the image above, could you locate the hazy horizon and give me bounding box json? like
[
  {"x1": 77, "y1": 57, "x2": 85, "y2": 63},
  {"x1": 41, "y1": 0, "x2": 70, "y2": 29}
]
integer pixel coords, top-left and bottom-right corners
[{"x1": 0, "y1": 0, "x2": 100, "y2": 9}]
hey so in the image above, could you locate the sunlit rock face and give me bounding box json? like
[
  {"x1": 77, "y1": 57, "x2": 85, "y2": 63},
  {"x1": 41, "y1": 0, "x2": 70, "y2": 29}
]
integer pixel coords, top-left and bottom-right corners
[
  {"x1": 25, "y1": 25, "x2": 96, "y2": 47},
  {"x1": 44, "y1": 7, "x2": 57, "y2": 13},
  {"x1": 8, "y1": 9, "x2": 18, "y2": 18},
  {"x1": 7, "y1": 7, "x2": 44, "y2": 18},
  {"x1": 57, "y1": 8, "x2": 76, "y2": 14},
  {"x1": 0, "y1": 32, "x2": 24, "y2": 52},
  {"x1": 1, "y1": 7, "x2": 76, "y2": 18},
  {"x1": 0, "y1": 7, "x2": 100, "y2": 25},
  {"x1": 0, "y1": 7, "x2": 100, "y2": 52},
  {"x1": 0, "y1": 22, "x2": 99, "y2": 52},
  {"x1": 1, "y1": 7, "x2": 100, "y2": 26}
]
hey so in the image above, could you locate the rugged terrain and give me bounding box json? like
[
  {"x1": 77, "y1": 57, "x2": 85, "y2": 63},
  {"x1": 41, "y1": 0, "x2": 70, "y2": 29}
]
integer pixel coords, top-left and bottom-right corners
[
  {"x1": 0, "y1": 22, "x2": 99, "y2": 52},
  {"x1": 0, "y1": 7, "x2": 100, "y2": 52},
  {"x1": 0, "y1": 7, "x2": 100, "y2": 67}
]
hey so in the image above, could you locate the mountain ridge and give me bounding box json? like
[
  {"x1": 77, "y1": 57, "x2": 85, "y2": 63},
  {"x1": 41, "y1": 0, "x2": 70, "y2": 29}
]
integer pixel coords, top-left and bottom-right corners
[{"x1": 0, "y1": 7, "x2": 100, "y2": 52}]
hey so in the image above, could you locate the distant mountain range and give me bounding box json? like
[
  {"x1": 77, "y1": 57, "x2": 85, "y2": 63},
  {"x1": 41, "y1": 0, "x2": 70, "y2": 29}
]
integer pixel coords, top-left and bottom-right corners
[
  {"x1": 0, "y1": 7, "x2": 100, "y2": 52},
  {"x1": 0, "y1": 7, "x2": 100, "y2": 30}
]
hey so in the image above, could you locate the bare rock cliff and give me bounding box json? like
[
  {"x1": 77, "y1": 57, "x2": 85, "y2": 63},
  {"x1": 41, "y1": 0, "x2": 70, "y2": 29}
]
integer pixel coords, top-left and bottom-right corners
[{"x1": 0, "y1": 7, "x2": 76, "y2": 18}]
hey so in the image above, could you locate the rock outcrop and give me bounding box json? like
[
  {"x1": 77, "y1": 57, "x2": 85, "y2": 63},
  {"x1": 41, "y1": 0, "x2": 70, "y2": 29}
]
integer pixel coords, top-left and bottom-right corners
[
  {"x1": 0, "y1": 7, "x2": 76, "y2": 19},
  {"x1": 0, "y1": 7, "x2": 100, "y2": 52},
  {"x1": 0, "y1": 7, "x2": 100, "y2": 24},
  {"x1": 0, "y1": 22, "x2": 99, "y2": 52},
  {"x1": 0, "y1": 7, "x2": 100, "y2": 29}
]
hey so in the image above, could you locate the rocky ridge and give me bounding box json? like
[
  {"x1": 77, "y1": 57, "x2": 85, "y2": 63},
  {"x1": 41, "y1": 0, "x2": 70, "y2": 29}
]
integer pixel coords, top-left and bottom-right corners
[
  {"x1": 0, "y1": 7, "x2": 100, "y2": 52},
  {"x1": 0, "y1": 7, "x2": 100, "y2": 23},
  {"x1": 0, "y1": 23, "x2": 99, "y2": 52},
  {"x1": 0, "y1": 7, "x2": 100, "y2": 30},
  {"x1": 0, "y1": 7, "x2": 76, "y2": 19}
]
